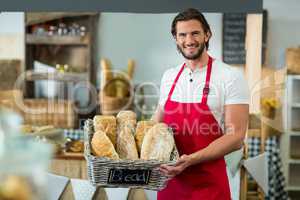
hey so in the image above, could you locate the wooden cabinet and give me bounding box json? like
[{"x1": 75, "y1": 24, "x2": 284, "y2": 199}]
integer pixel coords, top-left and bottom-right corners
[
  {"x1": 24, "y1": 13, "x2": 99, "y2": 121},
  {"x1": 25, "y1": 12, "x2": 98, "y2": 94}
]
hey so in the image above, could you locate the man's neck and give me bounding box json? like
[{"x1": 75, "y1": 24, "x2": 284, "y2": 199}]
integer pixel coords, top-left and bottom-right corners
[{"x1": 186, "y1": 52, "x2": 209, "y2": 71}]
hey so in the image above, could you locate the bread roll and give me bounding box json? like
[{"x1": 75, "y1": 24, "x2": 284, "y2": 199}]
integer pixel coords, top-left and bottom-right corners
[
  {"x1": 141, "y1": 123, "x2": 175, "y2": 161},
  {"x1": 116, "y1": 110, "x2": 136, "y2": 129},
  {"x1": 91, "y1": 130, "x2": 119, "y2": 160},
  {"x1": 93, "y1": 115, "x2": 117, "y2": 147},
  {"x1": 20, "y1": 125, "x2": 34, "y2": 134},
  {"x1": 117, "y1": 126, "x2": 139, "y2": 160},
  {"x1": 135, "y1": 120, "x2": 156, "y2": 154}
]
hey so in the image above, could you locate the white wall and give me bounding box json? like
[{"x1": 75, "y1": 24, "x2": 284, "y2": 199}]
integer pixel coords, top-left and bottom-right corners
[
  {"x1": 2, "y1": 4, "x2": 300, "y2": 81},
  {"x1": 97, "y1": 12, "x2": 222, "y2": 86},
  {"x1": 0, "y1": 12, "x2": 24, "y2": 34},
  {"x1": 98, "y1": 2, "x2": 300, "y2": 75},
  {"x1": 263, "y1": 0, "x2": 300, "y2": 68},
  {"x1": 0, "y1": 12, "x2": 25, "y2": 60}
]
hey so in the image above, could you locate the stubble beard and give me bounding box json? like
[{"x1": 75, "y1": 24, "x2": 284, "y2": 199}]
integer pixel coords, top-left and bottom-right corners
[{"x1": 177, "y1": 42, "x2": 206, "y2": 60}]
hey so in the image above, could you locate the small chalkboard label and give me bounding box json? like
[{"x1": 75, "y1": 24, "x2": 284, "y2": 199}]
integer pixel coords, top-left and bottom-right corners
[{"x1": 108, "y1": 168, "x2": 151, "y2": 185}]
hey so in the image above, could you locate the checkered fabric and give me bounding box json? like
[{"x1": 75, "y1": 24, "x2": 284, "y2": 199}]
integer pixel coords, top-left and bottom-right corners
[
  {"x1": 265, "y1": 136, "x2": 288, "y2": 200},
  {"x1": 247, "y1": 137, "x2": 261, "y2": 158},
  {"x1": 247, "y1": 136, "x2": 288, "y2": 200},
  {"x1": 246, "y1": 137, "x2": 261, "y2": 181},
  {"x1": 63, "y1": 129, "x2": 84, "y2": 140}
]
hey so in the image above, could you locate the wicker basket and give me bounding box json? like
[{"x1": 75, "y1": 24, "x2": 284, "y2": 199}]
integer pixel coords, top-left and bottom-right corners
[
  {"x1": 99, "y1": 93, "x2": 132, "y2": 115},
  {"x1": 99, "y1": 77, "x2": 133, "y2": 115},
  {"x1": 0, "y1": 89, "x2": 23, "y2": 101},
  {"x1": 84, "y1": 119, "x2": 178, "y2": 190},
  {"x1": 0, "y1": 90, "x2": 23, "y2": 114},
  {"x1": 23, "y1": 99, "x2": 76, "y2": 128}
]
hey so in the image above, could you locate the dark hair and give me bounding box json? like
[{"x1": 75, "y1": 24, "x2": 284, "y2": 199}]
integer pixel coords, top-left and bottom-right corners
[{"x1": 171, "y1": 8, "x2": 212, "y2": 49}]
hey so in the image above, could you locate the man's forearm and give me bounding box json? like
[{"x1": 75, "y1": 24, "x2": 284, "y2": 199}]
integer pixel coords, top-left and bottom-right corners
[{"x1": 189, "y1": 132, "x2": 244, "y2": 166}]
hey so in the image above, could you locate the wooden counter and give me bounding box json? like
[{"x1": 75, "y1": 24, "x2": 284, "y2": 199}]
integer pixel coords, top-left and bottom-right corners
[{"x1": 49, "y1": 155, "x2": 148, "y2": 200}]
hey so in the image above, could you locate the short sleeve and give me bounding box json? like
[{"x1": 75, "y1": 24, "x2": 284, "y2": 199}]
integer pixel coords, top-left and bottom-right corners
[
  {"x1": 158, "y1": 68, "x2": 177, "y2": 107},
  {"x1": 225, "y1": 70, "x2": 250, "y2": 105},
  {"x1": 158, "y1": 71, "x2": 169, "y2": 107}
]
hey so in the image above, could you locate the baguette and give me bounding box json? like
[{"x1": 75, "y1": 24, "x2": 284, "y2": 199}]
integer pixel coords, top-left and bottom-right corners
[
  {"x1": 135, "y1": 120, "x2": 156, "y2": 154},
  {"x1": 91, "y1": 130, "x2": 119, "y2": 160},
  {"x1": 116, "y1": 110, "x2": 136, "y2": 130},
  {"x1": 140, "y1": 123, "x2": 174, "y2": 161},
  {"x1": 117, "y1": 125, "x2": 139, "y2": 160},
  {"x1": 93, "y1": 115, "x2": 117, "y2": 147}
]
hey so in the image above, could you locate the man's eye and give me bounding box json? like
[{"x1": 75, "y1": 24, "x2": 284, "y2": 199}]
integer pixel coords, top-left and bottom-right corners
[{"x1": 178, "y1": 33, "x2": 186, "y2": 37}]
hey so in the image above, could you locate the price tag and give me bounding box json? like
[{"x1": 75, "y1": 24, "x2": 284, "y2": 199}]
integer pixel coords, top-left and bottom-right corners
[{"x1": 108, "y1": 168, "x2": 151, "y2": 185}]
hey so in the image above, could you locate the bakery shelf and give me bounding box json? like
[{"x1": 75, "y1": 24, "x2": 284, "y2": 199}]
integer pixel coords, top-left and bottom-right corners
[
  {"x1": 291, "y1": 103, "x2": 300, "y2": 108},
  {"x1": 291, "y1": 107, "x2": 300, "y2": 131},
  {"x1": 289, "y1": 75, "x2": 300, "y2": 81},
  {"x1": 290, "y1": 136, "x2": 300, "y2": 159},
  {"x1": 288, "y1": 163, "x2": 300, "y2": 186},
  {"x1": 289, "y1": 159, "x2": 300, "y2": 164},
  {"x1": 292, "y1": 78, "x2": 300, "y2": 103},
  {"x1": 290, "y1": 131, "x2": 300, "y2": 136},
  {"x1": 287, "y1": 186, "x2": 300, "y2": 191},
  {"x1": 26, "y1": 34, "x2": 90, "y2": 45},
  {"x1": 24, "y1": 13, "x2": 99, "y2": 123},
  {"x1": 282, "y1": 75, "x2": 300, "y2": 200},
  {"x1": 54, "y1": 152, "x2": 84, "y2": 160},
  {"x1": 25, "y1": 71, "x2": 88, "y2": 82}
]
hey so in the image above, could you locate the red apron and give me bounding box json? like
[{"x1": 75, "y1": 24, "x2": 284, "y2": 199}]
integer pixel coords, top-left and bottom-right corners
[{"x1": 157, "y1": 56, "x2": 231, "y2": 200}]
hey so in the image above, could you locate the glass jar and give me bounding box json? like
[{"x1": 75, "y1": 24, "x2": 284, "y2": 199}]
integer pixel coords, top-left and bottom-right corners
[{"x1": 0, "y1": 109, "x2": 52, "y2": 200}]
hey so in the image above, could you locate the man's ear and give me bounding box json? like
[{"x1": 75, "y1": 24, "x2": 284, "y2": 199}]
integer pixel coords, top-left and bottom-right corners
[
  {"x1": 173, "y1": 34, "x2": 177, "y2": 41},
  {"x1": 205, "y1": 31, "x2": 211, "y2": 42}
]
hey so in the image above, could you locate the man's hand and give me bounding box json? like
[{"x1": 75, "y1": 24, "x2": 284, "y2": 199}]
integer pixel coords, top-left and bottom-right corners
[{"x1": 159, "y1": 154, "x2": 193, "y2": 178}]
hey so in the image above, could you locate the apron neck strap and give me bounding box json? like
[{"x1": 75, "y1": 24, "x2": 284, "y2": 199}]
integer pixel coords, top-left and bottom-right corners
[
  {"x1": 166, "y1": 56, "x2": 213, "y2": 103},
  {"x1": 201, "y1": 56, "x2": 213, "y2": 105},
  {"x1": 167, "y1": 63, "x2": 185, "y2": 100}
]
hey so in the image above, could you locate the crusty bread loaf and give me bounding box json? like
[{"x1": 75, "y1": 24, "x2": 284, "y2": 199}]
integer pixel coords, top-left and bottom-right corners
[
  {"x1": 135, "y1": 120, "x2": 156, "y2": 154},
  {"x1": 93, "y1": 115, "x2": 117, "y2": 147},
  {"x1": 91, "y1": 130, "x2": 119, "y2": 160},
  {"x1": 117, "y1": 125, "x2": 139, "y2": 160},
  {"x1": 140, "y1": 123, "x2": 175, "y2": 161},
  {"x1": 116, "y1": 110, "x2": 136, "y2": 130}
]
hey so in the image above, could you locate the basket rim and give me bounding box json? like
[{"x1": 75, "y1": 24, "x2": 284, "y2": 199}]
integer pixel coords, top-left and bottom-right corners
[{"x1": 83, "y1": 118, "x2": 178, "y2": 190}]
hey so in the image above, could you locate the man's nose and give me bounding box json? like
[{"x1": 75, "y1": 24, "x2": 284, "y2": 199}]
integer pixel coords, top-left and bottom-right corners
[{"x1": 185, "y1": 34, "x2": 196, "y2": 45}]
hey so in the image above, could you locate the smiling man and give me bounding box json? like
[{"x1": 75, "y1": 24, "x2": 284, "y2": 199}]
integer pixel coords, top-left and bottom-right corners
[{"x1": 152, "y1": 8, "x2": 249, "y2": 200}]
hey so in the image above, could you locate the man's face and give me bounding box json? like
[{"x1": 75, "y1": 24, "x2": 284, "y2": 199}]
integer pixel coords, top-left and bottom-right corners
[{"x1": 175, "y1": 19, "x2": 209, "y2": 60}]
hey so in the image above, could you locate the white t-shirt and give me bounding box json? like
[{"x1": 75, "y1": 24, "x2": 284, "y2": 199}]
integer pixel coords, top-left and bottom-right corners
[{"x1": 159, "y1": 59, "x2": 249, "y2": 131}]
